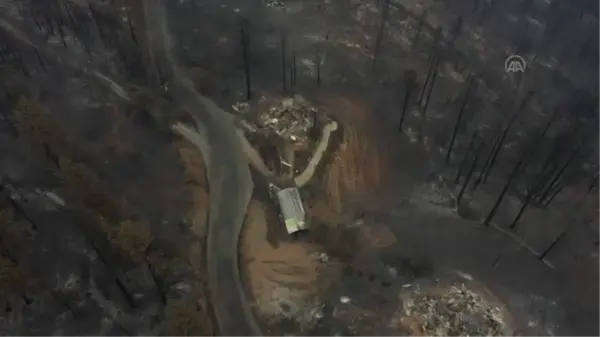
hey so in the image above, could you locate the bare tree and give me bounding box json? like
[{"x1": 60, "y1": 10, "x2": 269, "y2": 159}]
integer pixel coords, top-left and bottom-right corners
[
  {"x1": 421, "y1": 56, "x2": 440, "y2": 119},
  {"x1": 398, "y1": 70, "x2": 417, "y2": 132},
  {"x1": 539, "y1": 231, "x2": 566, "y2": 260},
  {"x1": 446, "y1": 76, "x2": 474, "y2": 163},
  {"x1": 457, "y1": 138, "x2": 485, "y2": 205},
  {"x1": 481, "y1": 91, "x2": 534, "y2": 183},
  {"x1": 587, "y1": 169, "x2": 598, "y2": 194},
  {"x1": 280, "y1": 30, "x2": 287, "y2": 92},
  {"x1": 483, "y1": 153, "x2": 526, "y2": 226},
  {"x1": 455, "y1": 131, "x2": 477, "y2": 184},
  {"x1": 291, "y1": 51, "x2": 297, "y2": 86},
  {"x1": 240, "y1": 28, "x2": 251, "y2": 101},
  {"x1": 507, "y1": 109, "x2": 561, "y2": 228},
  {"x1": 418, "y1": 51, "x2": 438, "y2": 107}
]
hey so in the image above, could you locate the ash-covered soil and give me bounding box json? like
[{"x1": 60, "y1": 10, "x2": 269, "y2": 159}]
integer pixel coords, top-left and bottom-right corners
[{"x1": 0, "y1": 0, "x2": 597, "y2": 335}]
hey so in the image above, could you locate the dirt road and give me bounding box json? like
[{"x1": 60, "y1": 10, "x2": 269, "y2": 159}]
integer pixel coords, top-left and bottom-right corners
[{"x1": 141, "y1": 1, "x2": 261, "y2": 334}]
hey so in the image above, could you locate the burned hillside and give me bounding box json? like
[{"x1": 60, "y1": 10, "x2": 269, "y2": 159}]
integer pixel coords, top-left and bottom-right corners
[{"x1": 0, "y1": 0, "x2": 597, "y2": 335}]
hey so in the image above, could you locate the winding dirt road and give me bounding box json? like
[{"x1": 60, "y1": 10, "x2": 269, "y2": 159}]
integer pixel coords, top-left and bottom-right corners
[{"x1": 141, "y1": 1, "x2": 261, "y2": 334}]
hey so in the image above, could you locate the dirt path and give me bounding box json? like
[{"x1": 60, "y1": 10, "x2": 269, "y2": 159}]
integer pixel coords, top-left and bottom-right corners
[{"x1": 140, "y1": 1, "x2": 261, "y2": 334}]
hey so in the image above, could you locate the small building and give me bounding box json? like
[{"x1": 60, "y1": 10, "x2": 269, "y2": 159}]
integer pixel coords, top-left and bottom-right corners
[{"x1": 275, "y1": 186, "x2": 307, "y2": 234}]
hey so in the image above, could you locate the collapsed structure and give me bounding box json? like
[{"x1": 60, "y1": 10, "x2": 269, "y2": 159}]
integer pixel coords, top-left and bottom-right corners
[{"x1": 232, "y1": 94, "x2": 338, "y2": 233}]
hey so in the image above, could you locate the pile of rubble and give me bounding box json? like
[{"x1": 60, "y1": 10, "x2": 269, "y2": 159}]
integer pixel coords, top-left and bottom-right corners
[
  {"x1": 232, "y1": 95, "x2": 320, "y2": 147},
  {"x1": 264, "y1": 0, "x2": 285, "y2": 8},
  {"x1": 399, "y1": 282, "x2": 508, "y2": 336}
]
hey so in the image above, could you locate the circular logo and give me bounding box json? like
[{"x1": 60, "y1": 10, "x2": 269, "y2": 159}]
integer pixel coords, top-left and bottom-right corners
[{"x1": 505, "y1": 55, "x2": 526, "y2": 73}]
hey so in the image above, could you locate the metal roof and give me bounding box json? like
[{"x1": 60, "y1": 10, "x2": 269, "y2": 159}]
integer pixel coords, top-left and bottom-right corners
[{"x1": 275, "y1": 186, "x2": 307, "y2": 234}]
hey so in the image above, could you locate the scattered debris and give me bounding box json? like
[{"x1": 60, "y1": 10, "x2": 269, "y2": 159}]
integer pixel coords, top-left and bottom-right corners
[
  {"x1": 265, "y1": 0, "x2": 285, "y2": 8},
  {"x1": 42, "y1": 191, "x2": 66, "y2": 207},
  {"x1": 233, "y1": 94, "x2": 321, "y2": 148},
  {"x1": 263, "y1": 287, "x2": 324, "y2": 331},
  {"x1": 231, "y1": 101, "x2": 250, "y2": 115},
  {"x1": 340, "y1": 296, "x2": 351, "y2": 304},
  {"x1": 399, "y1": 282, "x2": 508, "y2": 336}
]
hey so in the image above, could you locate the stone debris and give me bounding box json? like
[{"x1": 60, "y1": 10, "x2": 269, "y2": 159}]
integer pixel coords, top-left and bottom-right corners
[
  {"x1": 232, "y1": 94, "x2": 320, "y2": 147},
  {"x1": 231, "y1": 101, "x2": 250, "y2": 115},
  {"x1": 399, "y1": 282, "x2": 507, "y2": 336},
  {"x1": 265, "y1": 0, "x2": 285, "y2": 7},
  {"x1": 317, "y1": 252, "x2": 329, "y2": 263}
]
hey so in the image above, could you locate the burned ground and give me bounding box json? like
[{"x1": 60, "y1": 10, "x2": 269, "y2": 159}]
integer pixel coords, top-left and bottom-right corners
[{"x1": 0, "y1": 0, "x2": 597, "y2": 335}]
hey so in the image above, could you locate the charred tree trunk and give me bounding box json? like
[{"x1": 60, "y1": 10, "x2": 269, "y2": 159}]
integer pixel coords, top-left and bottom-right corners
[
  {"x1": 539, "y1": 231, "x2": 566, "y2": 260},
  {"x1": 541, "y1": 180, "x2": 565, "y2": 207},
  {"x1": 399, "y1": 70, "x2": 417, "y2": 132},
  {"x1": 143, "y1": 257, "x2": 166, "y2": 304},
  {"x1": 485, "y1": 107, "x2": 556, "y2": 226},
  {"x1": 418, "y1": 52, "x2": 438, "y2": 107},
  {"x1": 481, "y1": 128, "x2": 511, "y2": 184},
  {"x1": 421, "y1": 57, "x2": 440, "y2": 119},
  {"x1": 292, "y1": 51, "x2": 297, "y2": 86},
  {"x1": 87, "y1": 237, "x2": 137, "y2": 309},
  {"x1": 472, "y1": 139, "x2": 497, "y2": 188},
  {"x1": 536, "y1": 138, "x2": 584, "y2": 204},
  {"x1": 587, "y1": 170, "x2": 598, "y2": 194},
  {"x1": 455, "y1": 132, "x2": 477, "y2": 184},
  {"x1": 34, "y1": 49, "x2": 46, "y2": 71},
  {"x1": 505, "y1": 110, "x2": 561, "y2": 223},
  {"x1": 481, "y1": 93, "x2": 533, "y2": 183},
  {"x1": 483, "y1": 154, "x2": 527, "y2": 226},
  {"x1": 529, "y1": 146, "x2": 563, "y2": 199},
  {"x1": 510, "y1": 161, "x2": 559, "y2": 229},
  {"x1": 457, "y1": 138, "x2": 485, "y2": 204},
  {"x1": 509, "y1": 182, "x2": 536, "y2": 230},
  {"x1": 446, "y1": 76, "x2": 474, "y2": 162},
  {"x1": 316, "y1": 53, "x2": 321, "y2": 85},
  {"x1": 127, "y1": 12, "x2": 138, "y2": 45},
  {"x1": 2, "y1": 184, "x2": 37, "y2": 235},
  {"x1": 280, "y1": 31, "x2": 287, "y2": 92},
  {"x1": 241, "y1": 28, "x2": 252, "y2": 101}
]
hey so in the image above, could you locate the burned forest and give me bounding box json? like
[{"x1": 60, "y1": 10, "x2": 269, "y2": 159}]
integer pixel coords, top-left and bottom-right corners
[{"x1": 0, "y1": 0, "x2": 597, "y2": 335}]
